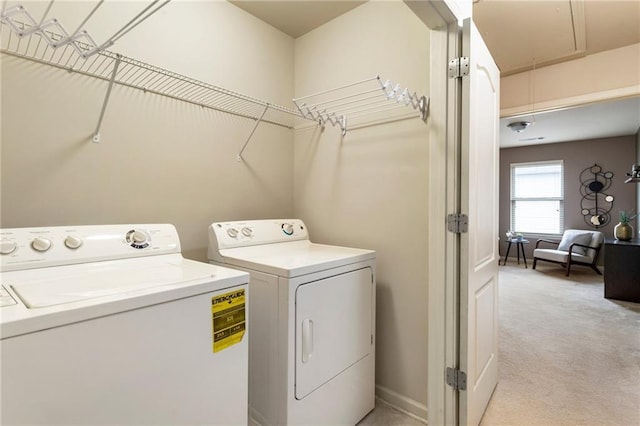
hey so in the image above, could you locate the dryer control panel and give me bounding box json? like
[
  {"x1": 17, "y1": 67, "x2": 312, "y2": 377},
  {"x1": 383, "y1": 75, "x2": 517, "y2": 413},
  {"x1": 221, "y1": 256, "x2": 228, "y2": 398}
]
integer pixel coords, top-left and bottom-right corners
[
  {"x1": 208, "y1": 219, "x2": 309, "y2": 255},
  {"x1": 0, "y1": 224, "x2": 181, "y2": 272}
]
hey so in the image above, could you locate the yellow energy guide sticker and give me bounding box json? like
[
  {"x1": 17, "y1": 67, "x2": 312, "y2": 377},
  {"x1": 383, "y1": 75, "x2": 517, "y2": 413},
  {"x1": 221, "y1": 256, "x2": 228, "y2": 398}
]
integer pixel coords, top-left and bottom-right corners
[{"x1": 212, "y1": 289, "x2": 246, "y2": 353}]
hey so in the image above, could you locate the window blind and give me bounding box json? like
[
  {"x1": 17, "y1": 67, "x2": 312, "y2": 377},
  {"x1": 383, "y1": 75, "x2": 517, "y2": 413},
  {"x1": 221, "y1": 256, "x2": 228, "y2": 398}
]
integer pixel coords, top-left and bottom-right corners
[{"x1": 510, "y1": 161, "x2": 564, "y2": 235}]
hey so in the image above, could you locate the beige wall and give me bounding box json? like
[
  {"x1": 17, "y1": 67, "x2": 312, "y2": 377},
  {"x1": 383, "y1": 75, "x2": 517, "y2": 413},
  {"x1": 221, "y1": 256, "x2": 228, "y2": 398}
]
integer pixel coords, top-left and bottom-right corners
[
  {"x1": 501, "y1": 43, "x2": 640, "y2": 117},
  {"x1": 0, "y1": 1, "x2": 295, "y2": 261},
  {"x1": 499, "y1": 136, "x2": 637, "y2": 263},
  {"x1": 293, "y1": 1, "x2": 430, "y2": 414}
]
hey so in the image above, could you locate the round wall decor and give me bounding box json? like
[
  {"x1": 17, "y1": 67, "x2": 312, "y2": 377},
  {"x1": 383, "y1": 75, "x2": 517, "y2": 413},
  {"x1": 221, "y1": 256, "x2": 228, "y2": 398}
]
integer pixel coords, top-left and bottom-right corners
[{"x1": 580, "y1": 164, "x2": 614, "y2": 228}]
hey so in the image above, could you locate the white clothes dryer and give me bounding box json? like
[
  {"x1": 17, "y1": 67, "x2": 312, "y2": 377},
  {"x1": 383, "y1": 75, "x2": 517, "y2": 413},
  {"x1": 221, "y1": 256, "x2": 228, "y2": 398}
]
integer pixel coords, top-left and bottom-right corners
[
  {"x1": 0, "y1": 224, "x2": 249, "y2": 425},
  {"x1": 208, "y1": 219, "x2": 376, "y2": 425}
]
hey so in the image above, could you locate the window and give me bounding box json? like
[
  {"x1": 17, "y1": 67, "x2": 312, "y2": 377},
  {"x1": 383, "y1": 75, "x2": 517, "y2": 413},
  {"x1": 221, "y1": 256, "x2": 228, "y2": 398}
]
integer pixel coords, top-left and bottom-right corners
[{"x1": 510, "y1": 161, "x2": 564, "y2": 235}]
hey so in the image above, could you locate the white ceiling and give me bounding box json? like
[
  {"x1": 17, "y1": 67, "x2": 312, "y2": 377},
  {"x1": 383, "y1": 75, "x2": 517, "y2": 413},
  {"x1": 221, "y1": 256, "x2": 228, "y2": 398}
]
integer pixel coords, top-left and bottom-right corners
[
  {"x1": 227, "y1": 0, "x2": 640, "y2": 147},
  {"x1": 501, "y1": 96, "x2": 640, "y2": 149},
  {"x1": 473, "y1": 0, "x2": 640, "y2": 76},
  {"x1": 229, "y1": 1, "x2": 366, "y2": 38}
]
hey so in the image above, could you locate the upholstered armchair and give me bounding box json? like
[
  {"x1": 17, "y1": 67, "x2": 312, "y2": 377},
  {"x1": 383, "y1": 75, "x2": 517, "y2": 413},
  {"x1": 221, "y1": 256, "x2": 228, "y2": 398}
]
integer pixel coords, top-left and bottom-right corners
[{"x1": 532, "y1": 229, "x2": 604, "y2": 276}]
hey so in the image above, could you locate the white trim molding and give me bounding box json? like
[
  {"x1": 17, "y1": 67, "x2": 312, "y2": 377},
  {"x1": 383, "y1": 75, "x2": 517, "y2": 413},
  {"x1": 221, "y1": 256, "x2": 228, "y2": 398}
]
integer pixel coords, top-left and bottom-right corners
[{"x1": 375, "y1": 385, "x2": 428, "y2": 423}]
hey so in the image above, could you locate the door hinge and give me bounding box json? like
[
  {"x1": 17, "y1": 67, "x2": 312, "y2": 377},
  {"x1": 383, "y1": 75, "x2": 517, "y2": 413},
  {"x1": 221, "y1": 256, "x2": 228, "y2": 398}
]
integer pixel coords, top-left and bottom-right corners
[
  {"x1": 446, "y1": 367, "x2": 467, "y2": 391},
  {"x1": 447, "y1": 213, "x2": 468, "y2": 234},
  {"x1": 448, "y1": 56, "x2": 469, "y2": 79}
]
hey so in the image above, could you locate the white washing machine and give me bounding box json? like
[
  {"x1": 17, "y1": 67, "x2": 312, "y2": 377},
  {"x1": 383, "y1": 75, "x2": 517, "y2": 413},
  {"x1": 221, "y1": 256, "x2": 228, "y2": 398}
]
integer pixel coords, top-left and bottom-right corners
[
  {"x1": 208, "y1": 219, "x2": 376, "y2": 425},
  {"x1": 0, "y1": 224, "x2": 250, "y2": 425}
]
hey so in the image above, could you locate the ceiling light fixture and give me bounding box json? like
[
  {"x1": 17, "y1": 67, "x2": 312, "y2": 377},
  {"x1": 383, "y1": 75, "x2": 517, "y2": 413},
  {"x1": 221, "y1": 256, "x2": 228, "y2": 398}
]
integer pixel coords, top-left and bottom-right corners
[{"x1": 507, "y1": 121, "x2": 532, "y2": 133}]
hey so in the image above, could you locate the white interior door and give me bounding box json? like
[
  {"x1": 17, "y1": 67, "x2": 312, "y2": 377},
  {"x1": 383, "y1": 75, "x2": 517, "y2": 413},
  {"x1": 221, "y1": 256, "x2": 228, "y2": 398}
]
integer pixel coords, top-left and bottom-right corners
[{"x1": 459, "y1": 18, "x2": 500, "y2": 426}]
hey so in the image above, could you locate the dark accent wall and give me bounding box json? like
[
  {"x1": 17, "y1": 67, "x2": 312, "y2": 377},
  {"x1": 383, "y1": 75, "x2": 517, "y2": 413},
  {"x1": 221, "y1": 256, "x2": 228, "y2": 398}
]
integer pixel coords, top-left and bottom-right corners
[{"x1": 499, "y1": 135, "x2": 637, "y2": 266}]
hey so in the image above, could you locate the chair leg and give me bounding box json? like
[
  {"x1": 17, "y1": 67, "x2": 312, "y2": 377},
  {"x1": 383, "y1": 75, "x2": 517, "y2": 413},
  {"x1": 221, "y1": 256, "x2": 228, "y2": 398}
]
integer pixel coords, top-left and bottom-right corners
[
  {"x1": 591, "y1": 264, "x2": 602, "y2": 275},
  {"x1": 566, "y1": 261, "x2": 571, "y2": 276},
  {"x1": 532, "y1": 258, "x2": 537, "y2": 269}
]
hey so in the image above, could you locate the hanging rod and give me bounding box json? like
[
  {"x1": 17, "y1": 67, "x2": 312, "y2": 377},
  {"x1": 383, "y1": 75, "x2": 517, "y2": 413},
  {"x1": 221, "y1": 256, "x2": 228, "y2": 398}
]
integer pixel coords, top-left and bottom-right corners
[
  {"x1": 0, "y1": 1, "x2": 171, "y2": 58},
  {"x1": 1, "y1": 20, "x2": 304, "y2": 139},
  {"x1": 293, "y1": 76, "x2": 429, "y2": 136}
]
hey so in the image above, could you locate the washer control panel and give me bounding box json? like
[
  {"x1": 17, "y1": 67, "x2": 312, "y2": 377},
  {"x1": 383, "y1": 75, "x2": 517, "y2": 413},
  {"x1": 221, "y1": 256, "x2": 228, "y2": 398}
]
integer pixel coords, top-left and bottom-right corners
[
  {"x1": 208, "y1": 219, "x2": 309, "y2": 253},
  {"x1": 0, "y1": 224, "x2": 181, "y2": 272}
]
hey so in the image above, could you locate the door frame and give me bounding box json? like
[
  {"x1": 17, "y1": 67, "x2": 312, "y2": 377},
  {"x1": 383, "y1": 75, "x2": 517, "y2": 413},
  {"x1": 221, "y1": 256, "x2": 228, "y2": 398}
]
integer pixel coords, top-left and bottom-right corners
[
  {"x1": 427, "y1": 17, "x2": 462, "y2": 426},
  {"x1": 404, "y1": 1, "x2": 470, "y2": 425},
  {"x1": 428, "y1": 18, "x2": 464, "y2": 426}
]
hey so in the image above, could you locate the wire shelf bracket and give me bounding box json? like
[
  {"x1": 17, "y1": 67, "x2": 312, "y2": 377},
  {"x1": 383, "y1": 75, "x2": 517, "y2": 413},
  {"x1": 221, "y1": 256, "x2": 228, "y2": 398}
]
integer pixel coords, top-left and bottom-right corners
[
  {"x1": 293, "y1": 76, "x2": 429, "y2": 136},
  {"x1": 237, "y1": 104, "x2": 270, "y2": 162},
  {"x1": 92, "y1": 54, "x2": 121, "y2": 143}
]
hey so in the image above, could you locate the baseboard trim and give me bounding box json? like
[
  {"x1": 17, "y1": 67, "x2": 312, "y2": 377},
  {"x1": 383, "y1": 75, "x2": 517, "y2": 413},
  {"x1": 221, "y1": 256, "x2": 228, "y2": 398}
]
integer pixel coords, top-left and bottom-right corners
[{"x1": 375, "y1": 385, "x2": 428, "y2": 424}]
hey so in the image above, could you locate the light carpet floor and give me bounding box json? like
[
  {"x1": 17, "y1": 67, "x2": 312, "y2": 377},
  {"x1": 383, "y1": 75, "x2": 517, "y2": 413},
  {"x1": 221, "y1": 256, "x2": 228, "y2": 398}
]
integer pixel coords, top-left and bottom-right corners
[{"x1": 480, "y1": 264, "x2": 640, "y2": 426}]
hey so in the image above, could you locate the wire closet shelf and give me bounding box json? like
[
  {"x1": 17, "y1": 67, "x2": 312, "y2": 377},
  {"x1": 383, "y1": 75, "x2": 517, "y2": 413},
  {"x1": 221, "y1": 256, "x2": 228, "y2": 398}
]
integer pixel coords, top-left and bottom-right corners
[
  {"x1": 293, "y1": 76, "x2": 429, "y2": 136},
  {"x1": 1, "y1": 2, "x2": 429, "y2": 151},
  {"x1": 0, "y1": 14, "x2": 301, "y2": 139},
  {"x1": 1, "y1": 0, "x2": 171, "y2": 59}
]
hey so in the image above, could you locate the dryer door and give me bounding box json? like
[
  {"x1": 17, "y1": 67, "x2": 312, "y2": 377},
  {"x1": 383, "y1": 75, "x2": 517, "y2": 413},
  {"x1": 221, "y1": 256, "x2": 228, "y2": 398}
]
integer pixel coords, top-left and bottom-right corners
[{"x1": 295, "y1": 267, "x2": 373, "y2": 399}]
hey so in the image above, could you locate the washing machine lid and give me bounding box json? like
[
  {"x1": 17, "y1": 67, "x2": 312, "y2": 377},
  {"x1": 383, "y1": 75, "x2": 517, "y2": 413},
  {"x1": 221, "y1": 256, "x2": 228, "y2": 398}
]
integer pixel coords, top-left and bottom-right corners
[
  {"x1": 218, "y1": 240, "x2": 375, "y2": 277},
  {"x1": 1, "y1": 254, "x2": 249, "y2": 338},
  {"x1": 10, "y1": 255, "x2": 230, "y2": 309}
]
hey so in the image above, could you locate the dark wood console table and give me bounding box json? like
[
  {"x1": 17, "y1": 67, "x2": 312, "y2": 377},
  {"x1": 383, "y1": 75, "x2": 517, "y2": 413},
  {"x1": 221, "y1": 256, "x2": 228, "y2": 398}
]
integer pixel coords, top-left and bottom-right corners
[{"x1": 604, "y1": 238, "x2": 640, "y2": 303}]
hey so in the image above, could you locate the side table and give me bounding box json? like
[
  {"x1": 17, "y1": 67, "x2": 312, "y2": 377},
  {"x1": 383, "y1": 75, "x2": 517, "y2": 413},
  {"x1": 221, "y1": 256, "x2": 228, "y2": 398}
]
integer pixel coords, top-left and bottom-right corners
[{"x1": 501, "y1": 239, "x2": 529, "y2": 268}]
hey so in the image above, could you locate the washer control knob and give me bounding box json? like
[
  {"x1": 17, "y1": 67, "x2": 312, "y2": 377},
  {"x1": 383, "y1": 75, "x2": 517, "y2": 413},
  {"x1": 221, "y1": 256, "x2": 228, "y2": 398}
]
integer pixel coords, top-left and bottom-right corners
[
  {"x1": 227, "y1": 228, "x2": 239, "y2": 238},
  {"x1": 31, "y1": 237, "x2": 52, "y2": 252},
  {"x1": 131, "y1": 230, "x2": 147, "y2": 243},
  {"x1": 64, "y1": 235, "x2": 83, "y2": 249},
  {"x1": 241, "y1": 227, "x2": 253, "y2": 237},
  {"x1": 0, "y1": 240, "x2": 17, "y2": 255},
  {"x1": 282, "y1": 223, "x2": 294, "y2": 235}
]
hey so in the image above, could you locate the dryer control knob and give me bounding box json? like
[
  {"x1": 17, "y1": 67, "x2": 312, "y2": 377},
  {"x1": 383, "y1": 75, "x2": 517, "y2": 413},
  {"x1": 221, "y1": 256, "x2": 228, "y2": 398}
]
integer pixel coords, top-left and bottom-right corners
[
  {"x1": 227, "y1": 228, "x2": 239, "y2": 238},
  {"x1": 282, "y1": 223, "x2": 294, "y2": 235},
  {"x1": 64, "y1": 235, "x2": 83, "y2": 249},
  {"x1": 31, "y1": 237, "x2": 52, "y2": 252},
  {"x1": 131, "y1": 230, "x2": 147, "y2": 243},
  {"x1": 0, "y1": 240, "x2": 17, "y2": 255},
  {"x1": 241, "y1": 227, "x2": 253, "y2": 237}
]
